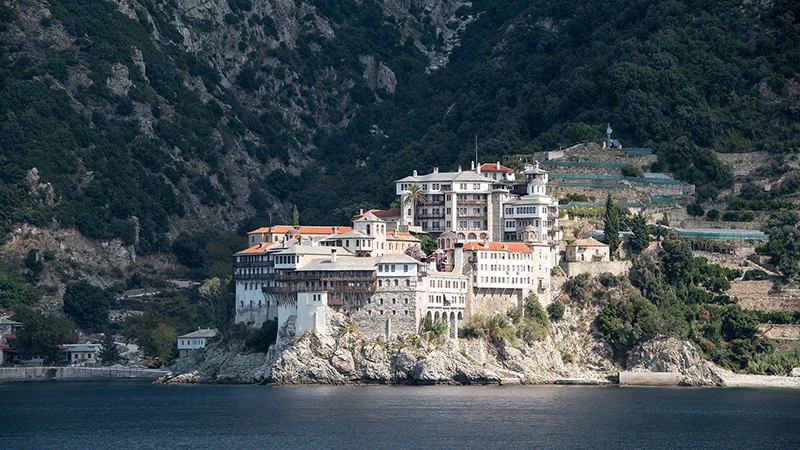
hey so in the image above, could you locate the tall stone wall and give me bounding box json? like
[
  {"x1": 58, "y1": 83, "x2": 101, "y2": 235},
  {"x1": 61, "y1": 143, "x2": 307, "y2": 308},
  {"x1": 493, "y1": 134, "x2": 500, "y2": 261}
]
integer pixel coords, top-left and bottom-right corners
[
  {"x1": 471, "y1": 288, "x2": 523, "y2": 317},
  {"x1": 350, "y1": 286, "x2": 420, "y2": 340},
  {"x1": 562, "y1": 261, "x2": 631, "y2": 277}
]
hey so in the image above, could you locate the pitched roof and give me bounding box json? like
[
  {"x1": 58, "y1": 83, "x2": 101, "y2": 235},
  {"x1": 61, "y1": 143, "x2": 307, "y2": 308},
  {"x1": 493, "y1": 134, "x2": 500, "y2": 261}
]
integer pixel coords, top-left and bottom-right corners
[
  {"x1": 0, "y1": 318, "x2": 23, "y2": 326},
  {"x1": 462, "y1": 241, "x2": 532, "y2": 253},
  {"x1": 354, "y1": 211, "x2": 383, "y2": 222},
  {"x1": 248, "y1": 226, "x2": 354, "y2": 235},
  {"x1": 234, "y1": 241, "x2": 279, "y2": 256},
  {"x1": 367, "y1": 208, "x2": 401, "y2": 218},
  {"x1": 567, "y1": 238, "x2": 607, "y2": 247},
  {"x1": 479, "y1": 163, "x2": 514, "y2": 173},
  {"x1": 178, "y1": 329, "x2": 218, "y2": 339},
  {"x1": 396, "y1": 170, "x2": 495, "y2": 184},
  {"x1": 387, "y1": 231, "x2": 418, "y2": 242}
]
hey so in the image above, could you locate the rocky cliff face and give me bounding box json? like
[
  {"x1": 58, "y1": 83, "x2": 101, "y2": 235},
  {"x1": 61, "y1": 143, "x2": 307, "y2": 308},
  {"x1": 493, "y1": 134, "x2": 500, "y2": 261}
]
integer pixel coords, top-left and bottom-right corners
[
  {"x1": 170, "y1": 305, "x2": 726, "y2": 386},
  {"x1": 627, "y1": 337, "x2": 725, "y2": 386}
]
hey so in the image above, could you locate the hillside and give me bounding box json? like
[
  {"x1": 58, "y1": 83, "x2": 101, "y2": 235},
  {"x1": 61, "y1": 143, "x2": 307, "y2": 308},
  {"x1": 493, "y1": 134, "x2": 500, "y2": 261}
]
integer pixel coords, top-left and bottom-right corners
[{"x1": 0, "y1": 0, "x2": 798, "y2": 283}]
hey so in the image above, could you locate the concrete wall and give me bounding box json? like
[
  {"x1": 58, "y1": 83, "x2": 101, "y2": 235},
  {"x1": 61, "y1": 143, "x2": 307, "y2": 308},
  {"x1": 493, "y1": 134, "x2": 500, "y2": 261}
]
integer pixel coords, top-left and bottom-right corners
[
  {"x1": 562, "y1": 260, "x2": 631, "y2": 277},
  {"x1": 619, "y1": 371, "x2": 680, "y2": 386},
  {"x1": 235, "y1": 283, "x2": 271, "y2": 327},
  {"x1": 0, "y1": 366, "x2": 168, "y2": 380},
  {"x1": 296, "y1": 292, "x2": 327, "y2": 336}
]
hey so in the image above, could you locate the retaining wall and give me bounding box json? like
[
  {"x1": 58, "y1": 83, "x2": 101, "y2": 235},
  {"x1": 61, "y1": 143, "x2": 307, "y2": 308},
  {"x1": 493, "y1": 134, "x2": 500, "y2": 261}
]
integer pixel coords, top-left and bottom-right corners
[
  {"x1": 0, "y1": 366, "x2": 169, "y2": 380},
  {"x1": 562, "y1": 261, "x2": 631, "y2": 277},
  {"x1": 619, "y1": 371, "x2": 681, "y2": 386}
]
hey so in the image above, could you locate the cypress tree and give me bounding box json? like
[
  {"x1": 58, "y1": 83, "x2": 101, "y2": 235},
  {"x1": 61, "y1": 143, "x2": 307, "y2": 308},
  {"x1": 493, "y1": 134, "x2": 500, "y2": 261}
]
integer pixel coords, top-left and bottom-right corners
[
  {"x1": 604, "y1": 194, "x2": 620, "y2": 258},
  {"x1": 630, "y1": 213, "x2": 650, "y2": 254}
]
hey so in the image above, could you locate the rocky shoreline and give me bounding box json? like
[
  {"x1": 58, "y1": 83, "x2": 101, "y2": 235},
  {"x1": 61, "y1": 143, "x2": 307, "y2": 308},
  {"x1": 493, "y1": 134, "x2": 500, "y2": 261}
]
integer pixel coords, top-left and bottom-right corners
[{"x1": 162, "y1": 306, "x2": 799, "y2": 388}]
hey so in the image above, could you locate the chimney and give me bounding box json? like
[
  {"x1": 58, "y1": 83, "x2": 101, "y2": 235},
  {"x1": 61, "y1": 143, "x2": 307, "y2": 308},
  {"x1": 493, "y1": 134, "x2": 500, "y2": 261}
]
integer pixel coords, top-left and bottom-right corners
[
  {"x1": 433, "y1": 167, "x2": 439, "y2": 174},
  {"x1": 471, "y1": 161, "x2": 475, "y2": 170},
  {"x1": 331, "y1": 248, "x2": 337, "y2": 263},
  {"x1": 333, "y1": 226, "x2": 339, "y2": 234},
  {"x1": 458, "y1": 165, "x2": 462, "y2": 172},
  {"x1": 477, "y1": 163, "x2": 481, "y2": 175},
  {"x1": 454, "y1": 242, "x2": 464, "y2": 274},
  {"x1": 483, "y1": 237, "x2": 489, "y2": 246},
  {"x1": 359, "y1": 208, "x2": 364, "y2": 215},
  {"x1": 413, "y1": 170, "x2": 418, "y2": 177},
  {"x1": 497, "y1": 161, "x2": 501, "y2": 170}
]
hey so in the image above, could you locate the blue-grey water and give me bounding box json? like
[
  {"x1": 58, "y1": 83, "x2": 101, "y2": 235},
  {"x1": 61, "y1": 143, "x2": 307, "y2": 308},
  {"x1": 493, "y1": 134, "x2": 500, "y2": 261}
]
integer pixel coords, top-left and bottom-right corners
[{"x1": 2, "y1": 381, "x2": 799, "y2": 449}]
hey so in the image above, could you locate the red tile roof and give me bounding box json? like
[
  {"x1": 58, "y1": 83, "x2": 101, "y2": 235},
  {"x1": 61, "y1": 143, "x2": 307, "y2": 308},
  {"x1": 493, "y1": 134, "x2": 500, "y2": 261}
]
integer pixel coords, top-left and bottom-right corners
[
  {"x1": 479, "y1": 163, "x2": 514, "y2": 173},
  {"x1": 463, "y1": 241, "x2": 532, "y2": 253},
  {"x1": 234, "y1": 241, "x2": 279, "y2": 255},
  {"x1": 365, "y1": 208, "x2": 401, "y2": 218}
]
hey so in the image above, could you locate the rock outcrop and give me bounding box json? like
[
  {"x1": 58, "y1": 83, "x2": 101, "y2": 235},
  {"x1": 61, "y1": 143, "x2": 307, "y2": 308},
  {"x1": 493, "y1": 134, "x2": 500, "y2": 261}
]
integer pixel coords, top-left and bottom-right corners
[{"x1": 627, "y1": 337, "x2": 725, "y2": 386}]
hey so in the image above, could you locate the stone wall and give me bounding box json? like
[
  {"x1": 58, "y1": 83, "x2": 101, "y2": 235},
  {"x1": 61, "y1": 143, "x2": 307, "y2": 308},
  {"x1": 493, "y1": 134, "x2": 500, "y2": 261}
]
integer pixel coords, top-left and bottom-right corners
[
  {"x1": 730, "y1": 281, "x2": 800, "y2": 311},
  {"x1": 350, "y1": 287, "x2": 420, "y2": 340},
  {"x1": 471, "y1": 288, "x2": 523, "y2": 317},
  {"x1": 760, "y1": 324, "x2": 800, "y2": 341},
  {"x1": 562, "y1": 260, "x2": 631, "y2": 277}
]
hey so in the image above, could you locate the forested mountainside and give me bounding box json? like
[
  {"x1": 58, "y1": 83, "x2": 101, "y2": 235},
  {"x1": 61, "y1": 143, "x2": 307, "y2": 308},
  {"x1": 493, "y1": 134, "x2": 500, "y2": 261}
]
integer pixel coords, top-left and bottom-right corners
[{"x1": 1, "y1": 0, "x2": 798, "y2": 254}]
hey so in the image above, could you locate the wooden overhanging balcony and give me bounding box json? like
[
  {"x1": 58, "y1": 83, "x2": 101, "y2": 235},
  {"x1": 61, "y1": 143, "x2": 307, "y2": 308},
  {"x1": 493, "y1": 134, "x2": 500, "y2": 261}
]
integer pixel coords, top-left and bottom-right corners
[{"x1": 273, "y1": 271, "x2": 377, "y2": 295}]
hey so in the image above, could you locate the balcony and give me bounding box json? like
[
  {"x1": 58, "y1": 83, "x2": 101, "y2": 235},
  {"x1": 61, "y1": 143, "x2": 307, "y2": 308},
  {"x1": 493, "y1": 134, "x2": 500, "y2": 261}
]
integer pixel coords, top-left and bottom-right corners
[
  {"x1": 458, "y1": 200, "x2": 487, "y2": 205},
  {"x1": 417, "y1": 212, "x2": 445, "y2": 219},
  {"x1": 234, "y1": 273, "x2": 274, "y2": 281},
  {"x1": 274, "y1": 271, "x2": 377, "y2": 294}
]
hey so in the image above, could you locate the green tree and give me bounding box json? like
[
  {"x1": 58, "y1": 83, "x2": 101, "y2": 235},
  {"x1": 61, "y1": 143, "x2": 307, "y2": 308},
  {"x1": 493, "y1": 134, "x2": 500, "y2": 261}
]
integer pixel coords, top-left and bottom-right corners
[
  {"x1": 98, "y1": 333, "x2": 122, "y2": 365},
  {"x1": 547, "y1": 302, "x2": 565, "y2": 321},
  {"x1": 10, "y1": 307, "x2": 77, "y2": 362},
  {"x1": 418, "y1": 235, "x2": 437, "y2": 255},
  {"x1": 292, "y1": 204, "x2": 300, "y2": 227},
  {"x1": 597, "y1": 295, "x2": 662, "y2": 354},
  {"x1": 660, "y1": 232, "x2": 694, "y2": 284},
  {"x1": 402, "y1": 184, "x2": 428, "y2": 215},
  {"x1": 198, "y1": 277, "x2": 234, "y2": 334},
  {"x1": 630, "y1": 213, "x2": 650, "y2": 254},
  {"x1": 62, "y1": 281, "x2": 113, "y2": 332},
  {"x1": 603, "y1": 195, "x2": 620, "y2": 258}
]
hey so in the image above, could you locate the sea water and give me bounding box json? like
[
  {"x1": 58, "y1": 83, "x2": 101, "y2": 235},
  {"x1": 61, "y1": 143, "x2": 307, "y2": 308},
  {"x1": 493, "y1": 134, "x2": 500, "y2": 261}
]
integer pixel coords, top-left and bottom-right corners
[{"x1": 1, "y1": 381, "x2": 799, "y2": 449}]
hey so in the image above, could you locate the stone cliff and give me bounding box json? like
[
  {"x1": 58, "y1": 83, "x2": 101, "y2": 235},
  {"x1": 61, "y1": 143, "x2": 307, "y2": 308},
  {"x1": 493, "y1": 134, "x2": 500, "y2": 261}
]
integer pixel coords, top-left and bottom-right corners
[{"x1": 170, "y1": 305, "x2": 725, "y2": 386}]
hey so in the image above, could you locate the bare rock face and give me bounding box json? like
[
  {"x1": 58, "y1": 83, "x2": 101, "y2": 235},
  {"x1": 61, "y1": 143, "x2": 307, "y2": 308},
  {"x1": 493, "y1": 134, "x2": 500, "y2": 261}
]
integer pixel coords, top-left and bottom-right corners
[
  {"x1": 106, "y1": 62, "x2": 133, "y2": 96},
  {"x1": 359, "y1": 55, "x2": 397, "y2": 94},
  {"x1": 182, "y1": 307, "x2": 622, "y2": 385},
  {"x1": 628, "y1": 337, "x2": 725, "y2": 386}
]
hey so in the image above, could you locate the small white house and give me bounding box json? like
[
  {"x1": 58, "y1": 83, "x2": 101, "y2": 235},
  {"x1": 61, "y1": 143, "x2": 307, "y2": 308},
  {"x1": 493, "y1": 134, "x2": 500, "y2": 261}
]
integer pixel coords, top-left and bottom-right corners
[
  {"x1": 62, "y1": 343, "x2": 101, "y2": 365},
  {"x1": 177, "y1": 329, "x2": 217, "y2": 358}
]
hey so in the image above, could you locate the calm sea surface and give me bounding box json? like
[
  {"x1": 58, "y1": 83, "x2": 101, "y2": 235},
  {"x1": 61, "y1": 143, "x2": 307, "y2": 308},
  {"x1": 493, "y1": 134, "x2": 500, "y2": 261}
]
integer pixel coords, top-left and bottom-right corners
[{"x1": 1, "y1": 381, "x2": 799, "y2": 449}]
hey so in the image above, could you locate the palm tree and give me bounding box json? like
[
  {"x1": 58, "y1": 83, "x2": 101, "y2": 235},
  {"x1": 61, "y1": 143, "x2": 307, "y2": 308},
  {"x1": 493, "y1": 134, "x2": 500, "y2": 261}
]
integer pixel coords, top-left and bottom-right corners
[
  {"x1": 403, "y1": 184, "x2": 428, "y2": 226},
  {"x1": 403, "y1": 184, "x2": 428, "y2": 208}
]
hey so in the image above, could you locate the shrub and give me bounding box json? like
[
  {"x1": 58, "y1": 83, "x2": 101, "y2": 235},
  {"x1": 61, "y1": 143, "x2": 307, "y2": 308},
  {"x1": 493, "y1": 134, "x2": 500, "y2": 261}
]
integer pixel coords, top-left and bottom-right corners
[
  {"x1": 245, "y1": 319, "x2": 278, "y2": 352},
  {"x1": 564, "y1": 274, "x2": 590, "y2": 302},
  {"x1": 598, "y1": 272, "x2": 621, "y2": 288},
  {"x1": 423, "y1": 315, "x2": 448, "y2": 338},
  {"x1": 622, "y1": 165, "x2": 644, "y2": 178},
  {"x1": 686, "y1": 203, "x2": 705, "y2": 216},
  {"x1": 706, "y1": 209, "x2": 720, "y2": 221},
  {"x1": 742, "y1": 269, "x2": 768, "y2": 281},
  {"x1": 547, "y1": 302, "x2": 565, "y2": 321},
  {"x1": 747, "y1": 347, "x2": 800, "y2": 376}
]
